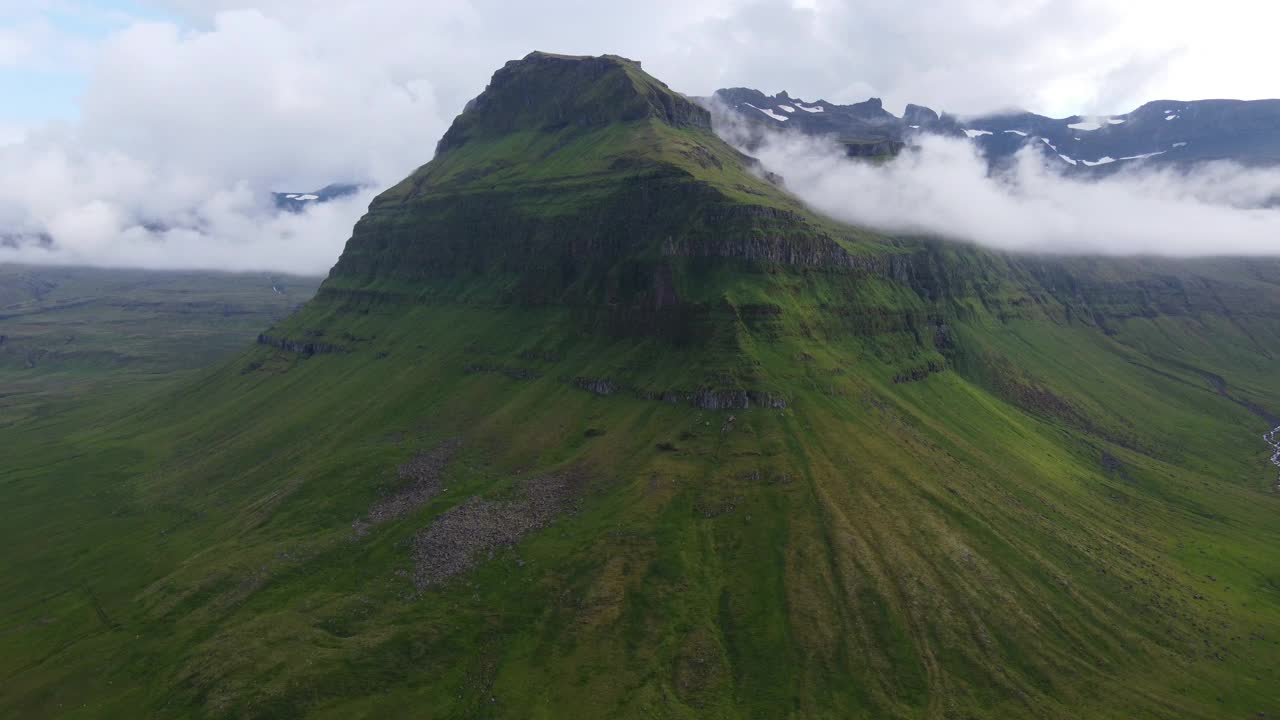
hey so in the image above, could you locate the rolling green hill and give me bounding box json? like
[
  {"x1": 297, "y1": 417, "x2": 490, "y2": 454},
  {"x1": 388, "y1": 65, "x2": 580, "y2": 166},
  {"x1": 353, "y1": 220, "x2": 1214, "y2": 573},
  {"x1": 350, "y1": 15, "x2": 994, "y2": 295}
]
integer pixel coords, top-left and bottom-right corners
[{"x1": 3, "y1": 52, "x2": 1280, "y2": 719}]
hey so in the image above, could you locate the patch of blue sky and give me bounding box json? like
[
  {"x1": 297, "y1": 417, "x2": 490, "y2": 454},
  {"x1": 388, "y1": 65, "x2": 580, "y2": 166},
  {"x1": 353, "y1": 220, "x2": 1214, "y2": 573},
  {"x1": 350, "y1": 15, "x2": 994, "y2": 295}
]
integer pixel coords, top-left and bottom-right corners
[{"x1": 0, "y1": 0, "x2": 177, "y2": 125}]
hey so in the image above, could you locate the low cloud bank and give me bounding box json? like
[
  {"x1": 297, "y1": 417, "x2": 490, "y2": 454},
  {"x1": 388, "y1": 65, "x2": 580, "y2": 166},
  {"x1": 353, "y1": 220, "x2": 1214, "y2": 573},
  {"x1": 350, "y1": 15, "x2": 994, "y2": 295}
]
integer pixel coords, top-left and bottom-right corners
[
  {"x1": 4, "y1": 0, "x2": 1280, "y2": 273},
  {"x1": 722, "y1": 121, "x2": 1280, "y2": 257},
  {"x1": 0, "y1": 9, "x2": 453, "y2": 275},
  {"x1": 0, "y1": 132, "x2": 379, "y2": 274},
  {"x1": 0, "y1": 167, "x2": 377, "y2": 275}
]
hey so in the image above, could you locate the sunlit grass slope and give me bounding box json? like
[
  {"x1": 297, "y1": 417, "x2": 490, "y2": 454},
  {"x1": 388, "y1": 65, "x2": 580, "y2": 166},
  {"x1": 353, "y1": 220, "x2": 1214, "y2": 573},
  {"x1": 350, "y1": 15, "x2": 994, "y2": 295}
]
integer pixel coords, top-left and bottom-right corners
[{"x1": 2, "y1": 52, "x2": 1279, "y2": 719}]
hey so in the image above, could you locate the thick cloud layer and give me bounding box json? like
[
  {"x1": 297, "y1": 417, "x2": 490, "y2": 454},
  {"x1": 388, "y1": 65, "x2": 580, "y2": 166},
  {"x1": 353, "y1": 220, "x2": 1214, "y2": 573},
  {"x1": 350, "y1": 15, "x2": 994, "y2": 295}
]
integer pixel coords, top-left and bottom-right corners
[
  {"x1": 0, "y1": 8, "x2": 449, "y2": 273},
  {"x1": 725, "y1": 122, "x2": 1280, "y2": 256},
  {"x1": 1, "y1": 0, "x2": 1279, "y2": 273}
]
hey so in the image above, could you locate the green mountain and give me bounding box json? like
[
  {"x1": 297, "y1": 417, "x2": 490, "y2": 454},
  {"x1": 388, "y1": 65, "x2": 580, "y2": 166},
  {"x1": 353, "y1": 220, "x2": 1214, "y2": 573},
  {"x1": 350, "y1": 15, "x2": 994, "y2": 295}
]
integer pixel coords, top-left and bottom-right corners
[{"x1": 5, "y1": 51, "x2": 1280, "y2": 719}]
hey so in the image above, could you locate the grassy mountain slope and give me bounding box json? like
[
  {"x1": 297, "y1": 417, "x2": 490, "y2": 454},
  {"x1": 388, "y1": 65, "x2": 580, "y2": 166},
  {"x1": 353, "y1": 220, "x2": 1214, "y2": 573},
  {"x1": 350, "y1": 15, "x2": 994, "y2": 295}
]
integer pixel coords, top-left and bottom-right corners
[{"x1": 3, "y1": 53, "x2": 1280, "y2": 719}]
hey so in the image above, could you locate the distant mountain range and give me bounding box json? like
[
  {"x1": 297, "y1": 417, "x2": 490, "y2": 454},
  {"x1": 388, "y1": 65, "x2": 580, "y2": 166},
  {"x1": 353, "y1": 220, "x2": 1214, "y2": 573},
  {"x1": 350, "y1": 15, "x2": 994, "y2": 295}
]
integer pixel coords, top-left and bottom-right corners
[
  {"x1": 0, "y1": 231, "x2": 52, "y2": 250},
  {"x1": 271, "y1": 182, "x2": 363, "y2": 212},
  {"x1": 710, "y1": 88, "x2": 1280, "y2": 172}
]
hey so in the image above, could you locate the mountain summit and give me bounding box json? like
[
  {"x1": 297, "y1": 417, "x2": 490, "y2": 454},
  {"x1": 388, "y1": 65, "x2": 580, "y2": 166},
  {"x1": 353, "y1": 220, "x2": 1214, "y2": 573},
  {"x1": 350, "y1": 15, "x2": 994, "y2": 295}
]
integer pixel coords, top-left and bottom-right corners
[
  {"x1": 321, "y1": 50, "x2": 895, "y2": 350},
  {"x1": 7, "y1": 53, "x2": 1280, "y2": 719},
  {"x1": 436, "y1": 52, "x2": 711, "y2": 154}
]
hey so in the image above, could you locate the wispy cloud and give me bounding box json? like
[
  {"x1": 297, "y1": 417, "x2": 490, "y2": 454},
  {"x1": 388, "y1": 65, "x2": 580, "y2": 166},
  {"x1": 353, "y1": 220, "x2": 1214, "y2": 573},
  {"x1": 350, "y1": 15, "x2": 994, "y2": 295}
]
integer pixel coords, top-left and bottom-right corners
[
  {"x1": 2, "y1": 0, "x2": 1280, "y2": 273},
  {"x1": 717, "y1": 114, "x2": 1280, "y2": 256}
]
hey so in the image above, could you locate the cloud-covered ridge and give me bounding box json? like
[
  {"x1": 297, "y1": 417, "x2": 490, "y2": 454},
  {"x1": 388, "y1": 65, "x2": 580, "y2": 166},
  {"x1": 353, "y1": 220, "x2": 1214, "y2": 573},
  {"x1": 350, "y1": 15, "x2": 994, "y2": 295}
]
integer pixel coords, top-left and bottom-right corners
[
  {"x1": 3, "y1": 0, "x2": 1280, "y2": 273},
  {"x1": 717, "y1": 113, "x2": 1280, "y2": 257}
]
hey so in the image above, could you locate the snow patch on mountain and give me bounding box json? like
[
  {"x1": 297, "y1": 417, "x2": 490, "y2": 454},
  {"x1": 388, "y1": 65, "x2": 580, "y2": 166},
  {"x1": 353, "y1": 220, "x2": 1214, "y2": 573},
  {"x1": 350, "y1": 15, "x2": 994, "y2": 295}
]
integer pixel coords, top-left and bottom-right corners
[
  {"x1": 1119, "y1": 151, "x2": 1166, "y2": 161},
  {"x1": 744, "y1": 103, "x2": 789, "y2": 122},
  {"x1": 1068, "y1": 119, "x2": 1103, "y2": 131}
]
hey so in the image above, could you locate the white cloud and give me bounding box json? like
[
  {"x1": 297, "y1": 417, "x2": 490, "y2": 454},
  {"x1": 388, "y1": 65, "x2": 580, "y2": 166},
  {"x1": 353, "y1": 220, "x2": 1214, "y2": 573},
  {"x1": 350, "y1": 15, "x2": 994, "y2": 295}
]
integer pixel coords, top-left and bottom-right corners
[
  {"x1": 0, "y1": 25, "x2": 32, "y2": 66},
  {"x1": 0, "y1": 123, "x2": 25, "y2": 146},
  {"x1": 0, "y1": 7, "x2": 452, "y2": 273},
  {"x1": 720, "y1": 119, "x2": 1280, "y2": 256},
  {"x1": 2, "y1": 0, "x2": 1280, "y2": 273},
  {"x1": 0, "y1": 176, "x2": 376, "y2": 274}
]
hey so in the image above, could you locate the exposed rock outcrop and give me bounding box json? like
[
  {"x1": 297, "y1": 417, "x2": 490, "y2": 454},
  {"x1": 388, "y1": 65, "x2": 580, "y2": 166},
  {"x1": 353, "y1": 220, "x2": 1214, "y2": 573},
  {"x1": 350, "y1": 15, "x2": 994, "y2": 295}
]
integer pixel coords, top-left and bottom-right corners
[
  {"x1": 353, "y1": 439, "x2": 463, "y2": 538},
  {"x1": 466, "y1": 364, "x2": 541, "y2": 381},
  {"x1": 893, "y1": 360, "x2": 947, "y2": 384},
  {"x1": 574, "y1": 377, "x2": 618, "y2": 396},
  {"x1": 841, "y1": 139, "x2": 905, "y2": 158},
  {"x1": 568, "y1": 377, "x2": 787, "y2": 410},
  {"x1": 903, "y1": 103, "x2": 940, "y2": 125},
  {"x1": 257, "y1": 334, "x2": 345, "y2": 355}
]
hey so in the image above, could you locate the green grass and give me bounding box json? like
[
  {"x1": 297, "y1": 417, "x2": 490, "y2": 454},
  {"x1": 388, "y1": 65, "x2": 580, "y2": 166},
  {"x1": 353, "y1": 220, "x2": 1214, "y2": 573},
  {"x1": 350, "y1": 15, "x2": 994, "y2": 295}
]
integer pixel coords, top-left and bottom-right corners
[
  {"x1": 2, "y1": 279, "x2": 1278, "y2": 718},
  {"x1": 3, "y1": 52, "x2": 1280, "y2": 719},
  {"x1": 0, "y1": 264, "x2": 319, "y2": 426}
]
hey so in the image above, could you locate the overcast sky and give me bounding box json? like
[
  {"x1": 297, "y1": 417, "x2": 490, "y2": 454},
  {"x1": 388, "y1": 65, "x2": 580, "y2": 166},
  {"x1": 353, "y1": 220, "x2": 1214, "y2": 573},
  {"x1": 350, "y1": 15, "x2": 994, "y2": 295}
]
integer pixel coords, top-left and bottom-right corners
[{"x1": 1, "y1": 0, "x2": 1279, "y2": 272}]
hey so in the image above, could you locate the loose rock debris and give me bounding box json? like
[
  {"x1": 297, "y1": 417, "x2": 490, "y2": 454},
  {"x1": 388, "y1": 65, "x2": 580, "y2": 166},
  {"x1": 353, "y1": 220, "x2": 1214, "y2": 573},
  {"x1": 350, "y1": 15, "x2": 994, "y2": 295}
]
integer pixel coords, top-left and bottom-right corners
[
  {"x1": 412, "y1": 467, "x2": 589, "y2": 589},
  {"x1": 352, "y1": 438, "x2": 462, "y2": 538}
]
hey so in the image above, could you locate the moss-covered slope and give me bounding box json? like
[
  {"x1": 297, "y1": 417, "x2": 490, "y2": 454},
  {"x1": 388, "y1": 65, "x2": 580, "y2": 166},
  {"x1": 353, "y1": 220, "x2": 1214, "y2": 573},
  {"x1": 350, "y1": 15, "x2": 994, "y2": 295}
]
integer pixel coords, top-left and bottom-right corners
[{"x1": 3, "y1": 53, "x2": 1280, "y2": 720}]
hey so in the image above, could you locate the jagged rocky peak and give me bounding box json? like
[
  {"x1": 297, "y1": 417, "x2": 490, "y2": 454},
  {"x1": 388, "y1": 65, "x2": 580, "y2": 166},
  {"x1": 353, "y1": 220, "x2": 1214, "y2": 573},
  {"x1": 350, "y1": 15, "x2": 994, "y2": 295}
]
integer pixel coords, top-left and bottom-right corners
[
  {"x1": 846, "y1": 96, "x2": 888, "y2": 118},
  {"x1": 903, "y1": 103, "x2": 940, "y2": 125},
  {"x1": 436, "y1": 51, "x2": 710, "y2": 154}
]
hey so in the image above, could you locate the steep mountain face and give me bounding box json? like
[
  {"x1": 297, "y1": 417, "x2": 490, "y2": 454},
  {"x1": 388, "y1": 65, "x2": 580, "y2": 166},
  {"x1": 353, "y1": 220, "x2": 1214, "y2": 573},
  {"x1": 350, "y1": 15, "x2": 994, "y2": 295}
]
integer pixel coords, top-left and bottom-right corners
[
  {"x1": 5, "y1": 52, "x2": 1280, "y2": 720},
  {"x1": 712, "y1": 87, "x2": 904, "y2": 135},
  {"x1": 714, "y1": 88, "x2": 1280, "y2": 172},
  {"x1": 709, "y1": 87, "x2": 962, "y2": 157},
  {"x1": 321, "y1": 51, "x2": 909, "y2": 349}
]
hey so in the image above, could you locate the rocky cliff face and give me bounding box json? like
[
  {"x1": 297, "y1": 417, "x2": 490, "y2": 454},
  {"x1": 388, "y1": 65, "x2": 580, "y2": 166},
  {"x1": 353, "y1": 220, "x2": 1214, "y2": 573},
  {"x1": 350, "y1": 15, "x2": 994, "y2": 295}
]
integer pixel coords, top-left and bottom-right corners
[
  {"x1": 321, "y1": 52, "x2": 912, "y2": 314},
  {"x1": 293, "y1": 52, "x2": 1280, "y2": 389},
  {"x1": 713, "y1": 87, "x2": 1280, "y2": 173},
  {"x1": 708, "y1": 88, "x2": 963, "y2": 147},
  {"x1": 436, "y1": 52, "x2": 709, "y2": 156},
  {"x1": 709, "y1": 87, "x2": 919, "y2": 144},
  {"x1": 903, "y1": 103, "x2": 939, "y2": 125}
]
